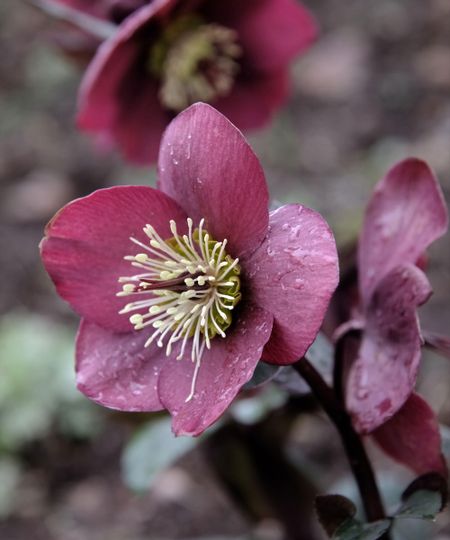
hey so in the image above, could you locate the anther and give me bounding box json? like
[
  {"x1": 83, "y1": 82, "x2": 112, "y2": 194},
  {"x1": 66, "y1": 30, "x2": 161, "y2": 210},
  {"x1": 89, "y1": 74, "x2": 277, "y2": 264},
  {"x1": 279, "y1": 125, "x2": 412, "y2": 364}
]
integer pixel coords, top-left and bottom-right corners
[
  {"x1": 130, "y1": 314, "x2": 143, "y2": 325},
  {"x1": 135, "y1": 253, "x2": 148, "y2": 263}
]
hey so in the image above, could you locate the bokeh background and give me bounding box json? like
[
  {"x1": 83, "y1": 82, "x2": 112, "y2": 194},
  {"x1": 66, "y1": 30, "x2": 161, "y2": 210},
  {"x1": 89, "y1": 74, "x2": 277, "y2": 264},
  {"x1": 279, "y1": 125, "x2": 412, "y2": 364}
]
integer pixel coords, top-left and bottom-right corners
[{"x1": 1, "y1": 1, "x2": 450, "y2": 539}]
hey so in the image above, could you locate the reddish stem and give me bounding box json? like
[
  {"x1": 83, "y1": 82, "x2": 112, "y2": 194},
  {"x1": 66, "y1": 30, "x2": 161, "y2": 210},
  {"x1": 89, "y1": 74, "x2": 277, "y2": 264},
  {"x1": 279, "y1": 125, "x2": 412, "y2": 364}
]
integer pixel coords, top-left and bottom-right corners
[{"x1": 293, "y1": 358, "x2": 391, "y2": 538}]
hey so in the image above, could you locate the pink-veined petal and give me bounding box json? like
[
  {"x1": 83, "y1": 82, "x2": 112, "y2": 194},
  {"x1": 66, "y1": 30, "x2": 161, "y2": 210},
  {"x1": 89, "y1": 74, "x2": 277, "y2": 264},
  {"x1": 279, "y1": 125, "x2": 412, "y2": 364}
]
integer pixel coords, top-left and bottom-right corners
[
  {"x1": 359, "y1": 158, "x2": 448, "y2": 305},
  {"x1": 372, "y1": 393, "x2": 447, "y2": 477},
  {"x1": 76, "y1": 319, "x2": 165, "y2": 411},
  {"x1": 244, "y1": 204, "x2": 339, "y2": 365},
  {"x1": 40, "y1": 186, "x2": 187, "y2": 332},
  {"x1": 157, "y1": 303, "x2": 273, "y2": 436},
  {"x1": 158, "y1": 103, "x2": 269, "y2": 258},
  {"x1": 347, "y1": 264, "x2": 432, "y2": 434}
]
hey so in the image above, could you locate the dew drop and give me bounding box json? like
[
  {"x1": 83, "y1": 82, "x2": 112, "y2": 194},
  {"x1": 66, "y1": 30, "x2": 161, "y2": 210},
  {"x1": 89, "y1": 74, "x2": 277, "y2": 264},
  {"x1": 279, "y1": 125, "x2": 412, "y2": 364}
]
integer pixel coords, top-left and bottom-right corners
[{"x1": 293, "y1": 278, "x2": 304, "y2": 290}]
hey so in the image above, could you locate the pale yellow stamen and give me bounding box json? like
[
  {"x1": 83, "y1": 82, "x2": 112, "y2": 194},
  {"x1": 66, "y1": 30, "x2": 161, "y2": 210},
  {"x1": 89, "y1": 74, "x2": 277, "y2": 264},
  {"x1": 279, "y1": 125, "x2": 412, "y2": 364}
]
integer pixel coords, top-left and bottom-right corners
[{"x1": 117, "y1": 217, "x2": 241, "y2": 402}]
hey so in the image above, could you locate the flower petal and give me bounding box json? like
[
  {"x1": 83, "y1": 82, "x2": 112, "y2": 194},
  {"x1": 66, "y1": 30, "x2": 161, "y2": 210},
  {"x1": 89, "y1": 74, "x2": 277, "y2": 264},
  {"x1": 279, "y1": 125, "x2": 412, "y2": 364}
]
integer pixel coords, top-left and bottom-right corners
[
  {"x1": 204, "y1": 0, "x2": 317, "y2": 72},
  {"x1": 359, "y1": 158, "x2": 448, "y2": 305},
  {"x1": 372, "y1": 393, "x2": 447, "y2": 477},
  {"x1": 112, "y1": 78, "x2": 169, "y2": 164},
  {"x1": 157, "y1": 303, "x2": 273, "y2": 436},
  {"x1": 76, "y1": 319, "x2": 165, "y2": 411},
  {"x1": 346, "y1": 264, "x2": 432, "y2": 434},
  {"x1": 214, "y1": 69, "x2": 290, "y2": 131},
  {"x1": 158, "y1": 103, "x2": 269, "y2": 257},
  {"x1": 40, "y1": 186, "x2": 187, "y2": 332},
  {"x1": 243, "y1": 204, "x2": 339, "y2": 365},
  {"x1": 76, "y1": 1, "x2": 175, "y2": 163}
]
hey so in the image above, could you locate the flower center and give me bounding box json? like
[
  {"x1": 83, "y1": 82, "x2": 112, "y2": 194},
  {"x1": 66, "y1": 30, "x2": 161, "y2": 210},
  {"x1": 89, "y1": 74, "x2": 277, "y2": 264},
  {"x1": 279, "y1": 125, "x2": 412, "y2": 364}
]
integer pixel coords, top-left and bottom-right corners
[
  {"x1": 117, "y1": 218, "x2": 241, "y2": 402},
  {"x1": 148, "y1": 15, "x2": 242, "y2": 112}
]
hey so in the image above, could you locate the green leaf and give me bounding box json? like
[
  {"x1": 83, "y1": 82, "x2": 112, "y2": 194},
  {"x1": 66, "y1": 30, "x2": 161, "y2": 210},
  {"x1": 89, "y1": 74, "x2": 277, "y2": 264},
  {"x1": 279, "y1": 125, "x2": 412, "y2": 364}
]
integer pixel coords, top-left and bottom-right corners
[
  {"x1": 0, "y1": 313, "x2": 101, "y2": 450},
  {"x1": 396, "y1": 490, "x2": 442, "y2": 521},
  {"x1": 333, "y1": 518, "x2": 391, "y2": 540},
  {"x1": 243, "y1": 362, "x2": 281, "y2": 390},
  {"x1": 396, "y1": 472, "x2": 447, "y2": 521},
  {"x1": 230, "y1": 386, "x2": 286, "y2": 425},
  {"x1": 305, "y1": 332, "x2": 334, "y2": 385},
  {"x1": 315, "y1": 494, "x2": 357, "y2": 536},
  {"x1": 0, "y1": 457, "x2": 21, "y2": 517},
  {"x1": 273, "y1": 332, "x2": 334, "y2": 396},
  {"x1": 121, "y1": 417, "x2": 198, "y2": 492}
]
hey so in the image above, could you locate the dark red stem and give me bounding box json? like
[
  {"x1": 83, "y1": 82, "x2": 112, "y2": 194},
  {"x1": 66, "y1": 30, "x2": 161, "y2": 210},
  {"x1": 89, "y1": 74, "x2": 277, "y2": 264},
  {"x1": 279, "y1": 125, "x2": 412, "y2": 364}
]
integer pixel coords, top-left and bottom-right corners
[{"x1": 293, "y1": 358, "x2": 391, "y2": 538}]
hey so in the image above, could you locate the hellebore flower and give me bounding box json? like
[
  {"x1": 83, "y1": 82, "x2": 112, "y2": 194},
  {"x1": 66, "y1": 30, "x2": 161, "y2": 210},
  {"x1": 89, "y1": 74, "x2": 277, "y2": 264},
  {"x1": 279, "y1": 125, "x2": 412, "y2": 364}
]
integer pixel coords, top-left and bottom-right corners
[
  {"x1": 75, "y1": 0, "x2": 317, "y2": 164},
  {"x1": 342, "y1": 158, "x2": 448, "y2": 474},
  {"x1": 40, "y1": 103, "x2": 338, "y2": 436}
]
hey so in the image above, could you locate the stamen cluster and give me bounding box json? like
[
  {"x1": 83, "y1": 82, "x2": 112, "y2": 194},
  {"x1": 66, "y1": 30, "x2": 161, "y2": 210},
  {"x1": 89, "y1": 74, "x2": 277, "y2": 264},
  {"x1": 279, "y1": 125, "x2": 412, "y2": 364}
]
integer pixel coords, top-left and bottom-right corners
[
  {"x1": 117, "y1": 218, "x2": 241, "y2": 400},
  {"x1": 148, "y1": 15, "x2": 242, "y2": 112}
]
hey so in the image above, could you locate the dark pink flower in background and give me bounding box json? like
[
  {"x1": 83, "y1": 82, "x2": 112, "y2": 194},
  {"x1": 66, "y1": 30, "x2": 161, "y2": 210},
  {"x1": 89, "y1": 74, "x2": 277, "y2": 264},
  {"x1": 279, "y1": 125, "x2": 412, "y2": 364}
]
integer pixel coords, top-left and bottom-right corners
[
  {"x1": 73, "y1": 0, "x2": 317, "y2": 164},
  {"x1": 342, "y1": 158, "x2": 448, "y2": 475},
  {"x1": 40, "y1": 103, "x2": 338, "y2": 436}
]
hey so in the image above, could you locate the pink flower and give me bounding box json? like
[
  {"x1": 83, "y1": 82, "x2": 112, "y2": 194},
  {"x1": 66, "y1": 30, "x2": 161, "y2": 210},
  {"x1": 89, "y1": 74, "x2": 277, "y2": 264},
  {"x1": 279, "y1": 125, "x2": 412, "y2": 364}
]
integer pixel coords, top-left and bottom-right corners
[
  {"x1": 342, "y1": 158, "x2": 448, "y2": 475},
  {"x1": 40, "y1": 103, "x2": 338, "y2": 436},
  {"x1": 75, "y1": 0, "x2": 317, "y2": 164}
]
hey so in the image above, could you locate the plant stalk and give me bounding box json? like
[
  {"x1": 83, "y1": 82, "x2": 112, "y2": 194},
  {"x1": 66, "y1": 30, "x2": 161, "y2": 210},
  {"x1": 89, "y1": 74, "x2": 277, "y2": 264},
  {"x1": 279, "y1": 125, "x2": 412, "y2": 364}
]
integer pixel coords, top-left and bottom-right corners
[{"x1": 293, "y1": 358, "x2": 391, "y2": 538}]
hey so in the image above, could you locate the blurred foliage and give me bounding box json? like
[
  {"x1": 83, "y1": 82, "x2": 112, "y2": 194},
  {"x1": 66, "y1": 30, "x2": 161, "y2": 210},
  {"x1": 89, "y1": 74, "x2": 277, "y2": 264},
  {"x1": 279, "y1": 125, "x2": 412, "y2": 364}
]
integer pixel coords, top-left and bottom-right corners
[
  {"x1": 122, "y1": 383, "x2": 292, "y2": 493},
  {"x1": 332, "y1": 519, "x2": 390, "y2": 540},
  {"x1": 0, "y1": 312, "x2": 102, "y2": 451},
  {"x1": 121, "y1": 416, "x2": 199, "y2": 492},
  {"x1": 0, "y1": 457, "x2": 21, "y2": 517},
  {"x1": 230, "y1": 386, "x2": 287, "y2": 426}
]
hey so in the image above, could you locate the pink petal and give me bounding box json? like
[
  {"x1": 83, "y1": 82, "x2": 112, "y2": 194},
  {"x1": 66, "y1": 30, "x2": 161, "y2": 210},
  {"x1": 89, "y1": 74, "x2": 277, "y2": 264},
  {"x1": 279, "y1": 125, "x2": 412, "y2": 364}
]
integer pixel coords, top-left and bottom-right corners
[
  {"x1": 372, "y1": 393, "x2": 447, "y2": 477},
  {"x1": 214, "y1": 69, "x2": 290, "y2": 131},
  {"x1": 158, "y1": 103, "x2": 269, "y2": 258},
  {"x1": 113, "y1": 78, "x2": 169, "y2": 164},
  {"x1": 359, "y1": 158, "x2": 448, "y2": 305},
  {"x1": 243, "y1": 204, "x2": 339, "y2": 365},
  {"x1": 204, "y1": 0, "x2": 317, "y2": 72},
  {"x1": 157, "y1": 304, "x2": 273, "y2": 436},
  {"x1": 77, "y1": 29, "x2": 138, "y2": 130},
  {"x1": 76, "y1": 319, "x2": 165, "y2": 411},
  {"x1": 76, "y1": 1, "x2": 175, "y2": 164},
  {"x1": 40, "y1": 186, "x2": 187, "y2": 332},
  {"x1": 347, "y1": 264, "x2": 432, "y2": 434}
]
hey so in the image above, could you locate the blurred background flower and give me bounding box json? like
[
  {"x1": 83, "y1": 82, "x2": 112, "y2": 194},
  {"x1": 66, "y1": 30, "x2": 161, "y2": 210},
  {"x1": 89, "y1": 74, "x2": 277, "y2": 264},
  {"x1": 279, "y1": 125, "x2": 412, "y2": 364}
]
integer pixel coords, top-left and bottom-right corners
[{"x1": 68, "y1": 0, "x2": 317, "y2": 163}]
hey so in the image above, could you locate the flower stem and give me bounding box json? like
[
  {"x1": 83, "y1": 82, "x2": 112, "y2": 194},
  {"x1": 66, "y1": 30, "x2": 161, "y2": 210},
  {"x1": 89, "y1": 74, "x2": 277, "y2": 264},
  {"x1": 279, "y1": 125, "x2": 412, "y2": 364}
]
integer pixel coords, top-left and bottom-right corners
[{"x1": 293, "y1": 358, "x2": 391, "y2": 537}]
